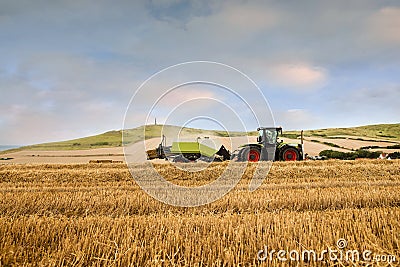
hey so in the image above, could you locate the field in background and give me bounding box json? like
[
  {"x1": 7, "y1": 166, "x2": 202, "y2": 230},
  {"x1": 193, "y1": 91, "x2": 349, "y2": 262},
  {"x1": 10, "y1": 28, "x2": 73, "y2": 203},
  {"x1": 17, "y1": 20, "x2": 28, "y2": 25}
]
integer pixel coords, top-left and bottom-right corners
[
  {"x1": 2, "y1": 123, "x2": 399, "y2": 153},
  {"x1": 298, "y1": 123, "x2": 400, "y2": 140},
  {"x1": 0, "y1": 160, "x2": 399, "y2": 266},
  {"x1": 1, "y1": 123, "x2": 400, "y2": 164},
  {"x1": 1, "y1": 125, "x2": 256, "y2": 153}
]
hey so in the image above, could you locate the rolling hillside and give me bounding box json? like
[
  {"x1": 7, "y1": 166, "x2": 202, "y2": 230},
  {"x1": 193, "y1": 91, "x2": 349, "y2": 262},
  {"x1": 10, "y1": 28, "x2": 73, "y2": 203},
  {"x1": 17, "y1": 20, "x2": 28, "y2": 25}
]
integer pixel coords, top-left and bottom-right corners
[
  {"x1": 1, "y1": 125, "x2": 255, "y2": 153},
  {"x1": 305, "y1": 123, "x2": 400, "y2": 140},
  {"x1": 1, "y1": 123, "x2": 399, "y2": 154},
  {"x1": 281, "y1": 123, "x2": 400, "y2": 140}
]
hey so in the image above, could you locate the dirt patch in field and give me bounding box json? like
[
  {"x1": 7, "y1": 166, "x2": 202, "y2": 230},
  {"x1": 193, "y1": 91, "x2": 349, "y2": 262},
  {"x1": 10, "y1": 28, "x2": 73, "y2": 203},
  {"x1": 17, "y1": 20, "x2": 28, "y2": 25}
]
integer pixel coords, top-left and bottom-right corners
[{"x1": 0, "y1": 147, "x2": 126, "y2": 164}]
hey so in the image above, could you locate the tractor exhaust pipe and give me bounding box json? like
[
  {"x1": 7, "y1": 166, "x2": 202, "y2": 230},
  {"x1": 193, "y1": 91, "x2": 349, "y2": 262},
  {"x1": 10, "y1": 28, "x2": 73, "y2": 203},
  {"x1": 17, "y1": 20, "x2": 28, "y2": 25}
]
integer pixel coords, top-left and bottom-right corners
[
  {"x1": 301, "y1": 130, "x2": 304, "y2": 145},
  {"x1": 301, "y1": 130, "x2": 304, "y2": 160}
]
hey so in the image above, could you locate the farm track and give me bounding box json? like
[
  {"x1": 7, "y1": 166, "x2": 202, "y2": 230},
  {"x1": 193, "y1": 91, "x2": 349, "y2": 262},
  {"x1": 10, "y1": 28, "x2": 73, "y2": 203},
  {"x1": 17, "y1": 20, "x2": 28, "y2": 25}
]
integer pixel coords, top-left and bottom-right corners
[{"x1": 0, "y1": 160, "x2": 399, "y2": 266}]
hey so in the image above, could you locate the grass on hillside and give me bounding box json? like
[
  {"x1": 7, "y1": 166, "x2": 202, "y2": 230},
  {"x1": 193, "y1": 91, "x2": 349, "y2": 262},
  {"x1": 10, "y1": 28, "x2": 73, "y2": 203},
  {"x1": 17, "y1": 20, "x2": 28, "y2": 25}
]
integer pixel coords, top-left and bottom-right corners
[
  {"x1": 2, "y1": 125, "x2": 255, "y2": 153},
  {"x1": 283, "y1": 123, "x2": 400, "y2": 141},
  {"x1": 304, "y1": 123, "x2": 400, "y2": 140},
  {"x1": 2, "y1": 123, "x2": 399, "y2": 154}
]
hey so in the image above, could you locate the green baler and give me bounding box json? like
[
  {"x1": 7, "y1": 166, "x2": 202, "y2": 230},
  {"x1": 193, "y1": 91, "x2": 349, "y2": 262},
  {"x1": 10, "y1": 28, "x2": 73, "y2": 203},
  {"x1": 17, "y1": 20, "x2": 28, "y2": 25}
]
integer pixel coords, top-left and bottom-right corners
[
  {"x1": 146, "y1": 136, "x2": 231, "y2": 162},
  {"x1": 171, "y1": 141, "x2": 218, "y2": 158}
]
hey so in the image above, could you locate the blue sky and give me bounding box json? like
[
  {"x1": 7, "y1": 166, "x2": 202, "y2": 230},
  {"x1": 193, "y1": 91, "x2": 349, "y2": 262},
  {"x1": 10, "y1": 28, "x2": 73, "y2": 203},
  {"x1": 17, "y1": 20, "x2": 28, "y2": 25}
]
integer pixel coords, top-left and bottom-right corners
[{"x1": 0, "y1": 0, "x2": 399, "y2": 145}]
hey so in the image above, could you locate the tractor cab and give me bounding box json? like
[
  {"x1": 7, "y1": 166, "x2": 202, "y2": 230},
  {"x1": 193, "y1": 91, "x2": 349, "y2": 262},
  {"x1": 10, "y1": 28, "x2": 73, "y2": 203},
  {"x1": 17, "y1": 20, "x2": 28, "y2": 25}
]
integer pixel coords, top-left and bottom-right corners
[{"x1": 257, "y1": 127, "x2": 282, "y2": 145}]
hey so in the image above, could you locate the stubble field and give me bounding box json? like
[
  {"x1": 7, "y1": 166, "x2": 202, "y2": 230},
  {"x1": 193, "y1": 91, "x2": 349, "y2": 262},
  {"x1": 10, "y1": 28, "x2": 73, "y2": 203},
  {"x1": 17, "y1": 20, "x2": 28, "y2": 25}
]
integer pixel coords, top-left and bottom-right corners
[{"x1": 0, "y1": 160, "x2": 399, "y2": 266}]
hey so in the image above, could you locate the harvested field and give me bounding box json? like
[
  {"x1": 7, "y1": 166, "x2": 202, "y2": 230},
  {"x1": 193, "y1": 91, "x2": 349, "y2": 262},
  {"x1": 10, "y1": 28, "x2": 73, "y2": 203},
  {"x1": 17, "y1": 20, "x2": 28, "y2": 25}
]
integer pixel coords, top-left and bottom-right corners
[
  {"x1": 0, "y1": 147, "x2": 126, "y2": 164},
  {"x1": 0, "y1": 160, "x2": 399, "y2": 266},
  {"x1": 307, "y1": 137, "x2": 400, "y2": 150}
]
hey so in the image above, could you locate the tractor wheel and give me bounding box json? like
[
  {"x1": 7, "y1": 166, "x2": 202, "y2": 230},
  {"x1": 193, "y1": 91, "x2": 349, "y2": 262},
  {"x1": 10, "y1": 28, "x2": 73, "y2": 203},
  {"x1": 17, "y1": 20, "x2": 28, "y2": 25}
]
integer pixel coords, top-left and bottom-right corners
[
  {"x1": 279, "y1": 147, "x2": 300, "y2": 161},
  {"x1": 239, "y1": 146, "x2": 261, "y2": 162}
]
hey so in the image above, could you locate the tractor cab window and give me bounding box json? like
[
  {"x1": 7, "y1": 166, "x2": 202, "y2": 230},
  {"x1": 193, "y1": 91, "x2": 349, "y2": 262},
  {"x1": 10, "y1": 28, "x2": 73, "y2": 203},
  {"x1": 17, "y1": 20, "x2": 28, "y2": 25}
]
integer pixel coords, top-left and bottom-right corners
[{"x1": 258, "y1": 129, "x2": 277, "y2": 144}]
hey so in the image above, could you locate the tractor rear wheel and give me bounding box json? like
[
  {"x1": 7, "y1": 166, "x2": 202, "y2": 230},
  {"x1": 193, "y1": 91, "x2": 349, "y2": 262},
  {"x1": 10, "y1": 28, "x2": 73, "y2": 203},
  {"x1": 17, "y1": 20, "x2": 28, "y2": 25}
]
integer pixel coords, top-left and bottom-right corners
[
  {"x1": 279, "y1": 147, "x2": 300, "y2": 161},
  {"x1": 239, "y1": 146, "x2": 261, "y2": 162}
]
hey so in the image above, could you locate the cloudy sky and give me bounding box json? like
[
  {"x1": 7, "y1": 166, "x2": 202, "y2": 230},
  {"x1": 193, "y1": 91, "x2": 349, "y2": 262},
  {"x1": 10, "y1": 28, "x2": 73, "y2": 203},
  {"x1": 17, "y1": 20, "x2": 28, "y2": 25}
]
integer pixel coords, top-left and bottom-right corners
[{"x1": 1, "y1": 0, "x2": 399, "y2": 145}]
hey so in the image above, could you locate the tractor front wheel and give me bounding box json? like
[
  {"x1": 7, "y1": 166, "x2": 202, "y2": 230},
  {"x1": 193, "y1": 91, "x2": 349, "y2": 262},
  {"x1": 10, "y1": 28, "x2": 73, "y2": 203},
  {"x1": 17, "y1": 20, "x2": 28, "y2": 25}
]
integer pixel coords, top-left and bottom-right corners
[
  {"x1": 239, "y1": 146, "x2": 261, "y2": 162},
  {"x1": 279, "y1": 147, "x2": 300, "y2": 161}
]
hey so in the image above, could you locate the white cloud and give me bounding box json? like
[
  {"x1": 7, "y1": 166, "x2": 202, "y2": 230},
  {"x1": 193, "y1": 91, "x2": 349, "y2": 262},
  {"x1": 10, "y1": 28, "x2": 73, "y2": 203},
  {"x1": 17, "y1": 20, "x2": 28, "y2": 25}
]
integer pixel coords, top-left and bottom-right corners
[
  {"x1": 155, "y1": 87, "x2": 215, "y2": 107},
  {"x1": 266, "y1": 63, "x2": 327, "y2": 91},
  {"x1": 187, "y1": 2, "x2": 278, "y2": 41},
  {"x1": 368, "y1": 7, "x2": 400, "y2": 44},
  {"x1": 213, "y1": 3, "x2": 277, "y2": 32},
  {"x1": 276, "y1": 109, "x2": 320, "y2": 130}
]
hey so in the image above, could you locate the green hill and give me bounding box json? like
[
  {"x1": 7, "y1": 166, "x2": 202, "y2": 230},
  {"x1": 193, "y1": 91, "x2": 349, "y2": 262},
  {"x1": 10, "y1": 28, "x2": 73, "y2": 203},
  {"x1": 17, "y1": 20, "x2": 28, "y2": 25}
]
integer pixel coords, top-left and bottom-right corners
[
  {"x1": 2, "y1": 123, "x2": 399, "y2": 153},
  {"x1": 1, "y1": 125, "x2": 255, "y2": 153},
  {"x1": 320, "y1": 123, "x2": 400, "y2": 139},
  {"x1": 287, "y1": 123, "x2": 400, "y2": 140}
]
